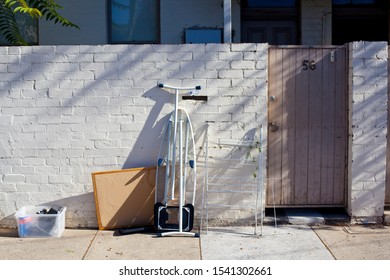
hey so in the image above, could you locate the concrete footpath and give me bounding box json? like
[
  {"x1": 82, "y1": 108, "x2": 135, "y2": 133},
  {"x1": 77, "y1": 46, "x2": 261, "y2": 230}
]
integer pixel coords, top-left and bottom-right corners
[{"x1": 1, "y1": 224, "x2": 390, "y2": 260}]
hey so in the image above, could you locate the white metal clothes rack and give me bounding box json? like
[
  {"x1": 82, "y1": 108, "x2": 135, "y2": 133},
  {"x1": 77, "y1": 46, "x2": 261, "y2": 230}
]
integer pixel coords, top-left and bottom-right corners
[{"x1": 201, "y1": 123, "x2": 264, "y2": 236}]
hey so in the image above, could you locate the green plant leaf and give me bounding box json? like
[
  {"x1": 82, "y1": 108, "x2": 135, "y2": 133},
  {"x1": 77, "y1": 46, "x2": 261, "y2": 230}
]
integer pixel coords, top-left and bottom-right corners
[
  {"x1": 0, "y1": 0, "x2": 28, "y2": 45},
  {"x1": 1, "y1": 0, "x2": 79, "y2": 45}
]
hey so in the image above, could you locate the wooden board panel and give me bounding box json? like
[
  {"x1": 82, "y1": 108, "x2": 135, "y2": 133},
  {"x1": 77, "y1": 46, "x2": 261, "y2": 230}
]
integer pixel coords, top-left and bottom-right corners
[
  {"x1": 293, "y1": 47, "x2": 310, "y2": 204},
  {"x1": 268, "y1": 47, "x2": 283, "y2": 205},
  {"x1": 92, "y1": 167, "x2": 156, "y2": 230},
  {"x1": 320, "y1": 48, "x2": 336, "y2": 204},
  {"x1": 386, "y1": 47, "x2": 390, "y2": 205},
  {"x1": 333, "y1": 48, "x2": 347, "y2": 204},
  {"x1": 307, "y1": 48, "x2": 323, "y2": 204},
  {"x1": 281, "y1": 48, "x2": 296, "y2": 205}
]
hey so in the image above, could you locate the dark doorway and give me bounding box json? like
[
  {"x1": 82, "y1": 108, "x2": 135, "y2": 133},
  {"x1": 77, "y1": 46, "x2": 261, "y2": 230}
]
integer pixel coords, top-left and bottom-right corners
[
  {"x1": 332, "y1": 0, "x2": 389, "y2": 45},
  {"x1": 241, "y1": 0, "x2": 299, "y2": 44}
]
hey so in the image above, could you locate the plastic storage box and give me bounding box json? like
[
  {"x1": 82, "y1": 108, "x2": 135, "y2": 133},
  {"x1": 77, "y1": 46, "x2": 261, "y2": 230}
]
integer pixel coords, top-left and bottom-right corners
[{"x1": 15, "y1": 206, "x2": 66, "y2": 238}]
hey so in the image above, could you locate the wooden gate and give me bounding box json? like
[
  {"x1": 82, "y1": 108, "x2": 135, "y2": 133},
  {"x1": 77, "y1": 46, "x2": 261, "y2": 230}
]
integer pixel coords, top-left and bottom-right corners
[
  {"x1": 386, "y1": 47, "x2": 390, "y2": 206},
  {"x1": 267, "y1": 46, "x2": 348, "y2": 207}
]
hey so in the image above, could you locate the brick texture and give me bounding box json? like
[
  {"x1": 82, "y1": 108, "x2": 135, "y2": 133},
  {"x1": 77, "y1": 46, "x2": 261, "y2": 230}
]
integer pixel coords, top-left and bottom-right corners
[
  {"x1": 0, "y1": 44, "x2": 268, "y2": 228},
  {"x1": 349, "y1": 41, "x2": 388, "y2": 222}
]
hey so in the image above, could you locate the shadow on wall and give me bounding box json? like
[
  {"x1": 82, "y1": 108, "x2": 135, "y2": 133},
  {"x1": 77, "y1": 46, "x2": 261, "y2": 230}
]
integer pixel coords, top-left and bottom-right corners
[
  {"x1": 0, "y1": 44, "x2": 268, "y2": 229},
  {"x1": 122, "y1": 85, "x2": 175, "y2": 169}
]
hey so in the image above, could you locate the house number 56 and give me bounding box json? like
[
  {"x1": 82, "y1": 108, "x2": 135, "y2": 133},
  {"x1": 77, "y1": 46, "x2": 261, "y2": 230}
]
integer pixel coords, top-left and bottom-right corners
[{"x1": 302, "y1": 60, "x2": 316, "y2": 70}]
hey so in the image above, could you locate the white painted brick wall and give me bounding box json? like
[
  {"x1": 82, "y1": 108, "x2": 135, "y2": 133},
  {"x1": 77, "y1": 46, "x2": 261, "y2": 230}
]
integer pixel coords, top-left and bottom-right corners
[
  {"x1": 2, "y1": 41, "x2": 387, "y2": 228},
  {"x1": 349, "y1": 41, "x2": 388, "y2": 222},
  {"x1": 0, "y1": 43, "x2": 268, "y2": 228}
]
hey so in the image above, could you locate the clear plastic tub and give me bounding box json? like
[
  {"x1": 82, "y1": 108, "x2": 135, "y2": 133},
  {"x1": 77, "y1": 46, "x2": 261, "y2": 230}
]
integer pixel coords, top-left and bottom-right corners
[{"x1": 15, "y1": 206, "x2": 66, "y2": 238}]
